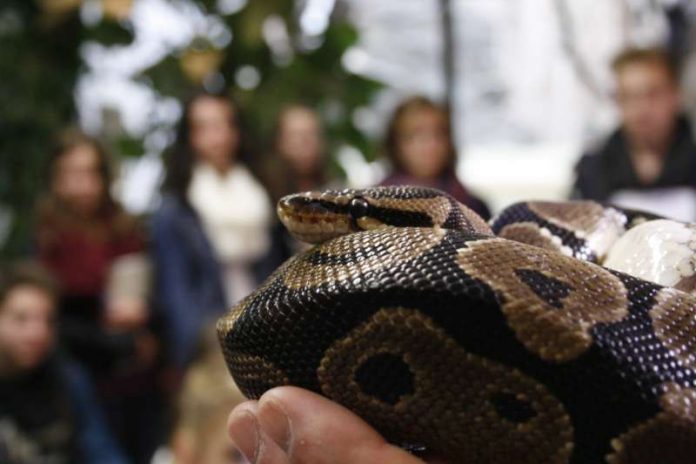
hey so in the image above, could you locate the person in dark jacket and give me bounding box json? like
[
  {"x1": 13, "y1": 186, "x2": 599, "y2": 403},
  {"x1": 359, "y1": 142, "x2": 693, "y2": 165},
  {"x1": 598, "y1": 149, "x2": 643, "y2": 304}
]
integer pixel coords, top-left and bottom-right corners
[
  {"x1": 151, "y1": 195, "x2": 227, "y2": 371},
  {"x1": 574, "y1": 48, "x2": 696, "y2": 220},
  {"x1": 0, "y1": 262, "x2": 128, "y2": 464},
  {"x1": 152, "y1": 90, "x2": 279, "y2": 371},
  {"x1": 379, "y1": 96, "x2": 491, "y2": 220}
]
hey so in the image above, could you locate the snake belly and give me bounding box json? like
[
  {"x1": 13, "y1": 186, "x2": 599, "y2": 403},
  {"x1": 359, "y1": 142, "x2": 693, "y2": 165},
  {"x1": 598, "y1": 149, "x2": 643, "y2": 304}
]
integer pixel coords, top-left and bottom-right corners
[{"x1": 218, "y1": 189, "x2": 696, "y2": 463}]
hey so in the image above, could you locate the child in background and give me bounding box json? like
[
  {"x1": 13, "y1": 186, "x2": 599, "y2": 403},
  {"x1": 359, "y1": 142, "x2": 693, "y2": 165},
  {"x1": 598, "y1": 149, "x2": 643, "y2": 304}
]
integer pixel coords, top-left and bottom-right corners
[
  {"x1": 170, "y1": 326, "x2": 247, "y2": 464},
  {"x1": 380, "y1": 96, "x2": 491, "y2": 220},
  {"x1": 264, "y1": 104, "x2": 340, "y2": 258},
  {"x1": 265, "y1": 104, "x2": 334, "y2": 203},
  {"x1": 0, "y1": 262, "x2": 127, "y2": 464},
  {"x1": 35, "y1": 129, "x2": 162, "y2": 464}
]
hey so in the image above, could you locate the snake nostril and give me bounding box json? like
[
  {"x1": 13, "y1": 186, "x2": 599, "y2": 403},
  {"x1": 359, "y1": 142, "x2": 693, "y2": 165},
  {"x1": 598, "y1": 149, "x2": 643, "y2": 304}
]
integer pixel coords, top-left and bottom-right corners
[
  {"x1": 489, "y1": 391, "x2": 537, "y2": 424},
  {"x1": 279, "y1": 195, "x2": 309, "y2": 211},
  {"x1": 354, "y1": 352, "x2": 414, "y2": 405}
]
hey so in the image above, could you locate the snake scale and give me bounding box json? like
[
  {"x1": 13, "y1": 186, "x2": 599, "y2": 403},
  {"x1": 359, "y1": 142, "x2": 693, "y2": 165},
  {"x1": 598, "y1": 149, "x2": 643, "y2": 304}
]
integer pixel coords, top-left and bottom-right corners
[{"x1": 217, "y1": 186, "x2": 696, "y2": 463}]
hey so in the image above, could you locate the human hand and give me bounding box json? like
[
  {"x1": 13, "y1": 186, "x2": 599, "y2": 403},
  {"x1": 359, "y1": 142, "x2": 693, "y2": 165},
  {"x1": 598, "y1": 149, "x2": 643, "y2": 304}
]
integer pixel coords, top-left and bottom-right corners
[{"x1": 227, "y1": 386, "x2": 443, "y2": 464}]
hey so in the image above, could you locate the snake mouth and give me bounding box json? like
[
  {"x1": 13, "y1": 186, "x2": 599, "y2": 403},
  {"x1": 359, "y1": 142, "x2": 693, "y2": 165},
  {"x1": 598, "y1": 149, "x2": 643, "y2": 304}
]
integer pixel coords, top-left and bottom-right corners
[{"x1": 278, "y1": 194, "x2": 352, "y2": 243}]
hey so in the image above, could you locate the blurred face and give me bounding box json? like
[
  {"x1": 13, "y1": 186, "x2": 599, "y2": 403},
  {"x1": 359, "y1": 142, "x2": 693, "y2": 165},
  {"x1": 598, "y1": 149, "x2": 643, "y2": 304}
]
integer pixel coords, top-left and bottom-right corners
[
  {"x1": 396, "y1": 107, "x2": 451, "y2": 179},
  {"x1": 196, "y1": 410, "x2": 247, "y2": 464},
  {"x1": 189, "y1": 96, "x2": 240, "y2": 171},
  {"x1": 53, "y1": 144, "x2": 105, "y2": 217},
  {"x1": 0, "y1": 286, "x2": 55, "y2": 372},
  {"x1": 277, "y1": 107, "x2": 324, "y2": 176},
  {"x1": 616, "y1": 63, "x2": 680, "y2": 148}
]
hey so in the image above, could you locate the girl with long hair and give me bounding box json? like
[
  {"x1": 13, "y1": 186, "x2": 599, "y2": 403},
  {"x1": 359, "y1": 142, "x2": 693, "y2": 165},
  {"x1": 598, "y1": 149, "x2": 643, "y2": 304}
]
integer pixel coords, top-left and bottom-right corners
[
  {"x1": 35, "y1": 128, "x2": 162, "y2": 464},
  {"x1": 152, "y1": 90, "x2": 276, "y2": 371},
  {"x1": 380, "y1": 96, "x2": 491, "y2": 220}
]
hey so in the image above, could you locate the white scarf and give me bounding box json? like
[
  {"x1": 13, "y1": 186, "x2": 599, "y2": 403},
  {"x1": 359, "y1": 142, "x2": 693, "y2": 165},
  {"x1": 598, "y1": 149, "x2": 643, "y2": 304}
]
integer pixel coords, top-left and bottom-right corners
[{"x1": 188, "y1": 163, "x2": 272, "y2": 303}]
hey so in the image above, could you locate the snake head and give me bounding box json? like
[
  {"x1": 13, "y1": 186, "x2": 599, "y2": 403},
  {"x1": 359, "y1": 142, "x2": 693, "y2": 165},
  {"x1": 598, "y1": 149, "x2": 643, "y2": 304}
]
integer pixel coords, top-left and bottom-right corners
[
  {"x1": 277, "y1": 186, "x2": 489, "y2": 244},
  {"x1": 278, "y1": 190, "x2": 379, "y2": 244}
]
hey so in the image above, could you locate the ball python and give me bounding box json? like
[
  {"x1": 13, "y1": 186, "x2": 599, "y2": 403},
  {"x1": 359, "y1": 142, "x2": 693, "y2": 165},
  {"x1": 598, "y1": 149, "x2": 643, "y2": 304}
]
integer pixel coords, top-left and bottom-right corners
[
  {"x1": 492, "y1": 201, "x2": 696, "y2": 293},
  {"x1": 217, "y1": 186, "x2": 696, "y2": 463}
]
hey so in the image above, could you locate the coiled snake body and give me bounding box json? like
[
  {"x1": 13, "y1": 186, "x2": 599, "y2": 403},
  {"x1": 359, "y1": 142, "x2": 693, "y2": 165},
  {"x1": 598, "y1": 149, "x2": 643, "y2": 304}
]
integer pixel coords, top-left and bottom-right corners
[{"x1": 217, "y1": 186, "x2": 696, "y2": 463}]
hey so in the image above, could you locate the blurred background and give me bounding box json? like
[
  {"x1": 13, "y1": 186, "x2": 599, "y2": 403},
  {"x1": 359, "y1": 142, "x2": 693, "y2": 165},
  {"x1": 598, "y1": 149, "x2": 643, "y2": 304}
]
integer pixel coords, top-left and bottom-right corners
[
  {"x1": 3, "y1": 0, "x2": 696, "y2": 257},
  {"x1": 2, "y1": 1, "x2": 696, "y2": 463}
]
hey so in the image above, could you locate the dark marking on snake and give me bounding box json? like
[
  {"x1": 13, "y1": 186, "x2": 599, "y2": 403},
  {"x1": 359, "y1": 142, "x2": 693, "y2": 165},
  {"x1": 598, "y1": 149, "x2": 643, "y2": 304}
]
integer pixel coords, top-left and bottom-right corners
[
  {"x1": 514, "y1": 268, "x2": 574, "y2": 309},
  {"x1": 492, "y1": 202, "x2": 600, "y2": 262},
  {"x1": 369, "y1": 206, "x2": 434, "y2": 228},
  {"x1": 354, "y1": 352, "x2": 415, "y2": 405},
  {"x1": 489, "y1": 391, "x2": 538, "y2": 424},
  {"x1": 301, "y1": 245, "x2": 389, "y2": 266}
]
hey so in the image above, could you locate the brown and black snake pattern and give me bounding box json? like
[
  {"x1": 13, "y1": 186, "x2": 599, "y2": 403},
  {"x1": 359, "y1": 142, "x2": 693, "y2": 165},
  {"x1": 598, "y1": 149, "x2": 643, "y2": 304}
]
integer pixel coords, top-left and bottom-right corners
[
  {"x1": 217, "y1": 186, "x2": 696, "y2": 463},
  {"x1": 491, "y1": 200, "x2": 662, "y2": 263}
]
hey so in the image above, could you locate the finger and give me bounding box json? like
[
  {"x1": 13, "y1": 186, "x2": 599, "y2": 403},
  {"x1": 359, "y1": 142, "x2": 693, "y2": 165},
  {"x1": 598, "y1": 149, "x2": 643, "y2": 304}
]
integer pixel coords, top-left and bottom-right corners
[
  {"x1": 228, "y1": 401, "x2": 290, "y2": 464},
  {"x1": 256, "y1": 397, "x2": 292, "y2": 453},
  {"x1": 228, "y1": 402, "x2": 259, "y2": 462},
  {"x1": 258, "y1": 387, "x2": 424, "y2": 464}
]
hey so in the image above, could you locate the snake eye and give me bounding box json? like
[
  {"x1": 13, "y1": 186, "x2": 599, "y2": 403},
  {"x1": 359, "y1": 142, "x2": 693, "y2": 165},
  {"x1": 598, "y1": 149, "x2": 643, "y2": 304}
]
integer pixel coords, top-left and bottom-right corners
[{"x1": 349, "y1": 197, "x2": 370, "y2": 220}]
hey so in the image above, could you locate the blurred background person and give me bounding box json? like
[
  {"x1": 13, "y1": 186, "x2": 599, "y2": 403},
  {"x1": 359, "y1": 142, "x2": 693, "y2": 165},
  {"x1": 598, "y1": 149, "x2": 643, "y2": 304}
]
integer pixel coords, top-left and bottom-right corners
[
  {"x1": 574, "y1": 48, "x2": 696, "y2": 221},
  {"x1": 379, "y1": 96, "x2": 491, "y2": 220},
  {"x1": 264, "y1": 104, "x2": 340, "y2": 257},
  {"x1": 264, "y1": 104, "x2": 336, "y2": 203},
  {"x1": 153, "y1": 90, "x2": 276, "y2": 373},
  {"x1": 169, "y1": 326, "x2": 247, "y2": 464},
  {"x1": 35, "y1": 129, "x2": 163, "y2": 464},
  {"x1": 0, "y1": 262, "x2": 127, "y2": 464}
]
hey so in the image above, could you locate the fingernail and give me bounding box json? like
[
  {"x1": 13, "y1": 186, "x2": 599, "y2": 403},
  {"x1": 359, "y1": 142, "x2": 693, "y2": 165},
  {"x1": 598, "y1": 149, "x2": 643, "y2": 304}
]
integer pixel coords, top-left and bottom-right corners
[
  {"x1": 229, "y1": 410, "x2": 259, "y2": 463},
  {"x1": 259, "y1": 399, "x2": 292, "y2": 452}
]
